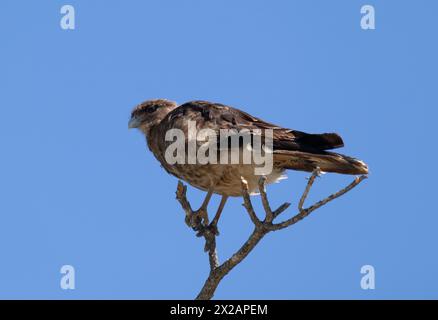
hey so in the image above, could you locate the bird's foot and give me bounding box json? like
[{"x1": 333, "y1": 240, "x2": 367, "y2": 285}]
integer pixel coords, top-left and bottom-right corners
[
  {"x1": 185, "y1": 212, "x2": 202, "y2": 230},
  {"x1": 185, "y1": 208, "x2": 209, "y2": 232},
  {"x1": 195, "y1": 223, "x2": 220, "y2": 238}
]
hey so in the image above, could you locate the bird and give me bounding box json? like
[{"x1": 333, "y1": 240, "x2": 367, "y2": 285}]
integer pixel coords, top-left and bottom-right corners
[{"x1": 129, "y1": 99, "x2": 368, "y2": 232}]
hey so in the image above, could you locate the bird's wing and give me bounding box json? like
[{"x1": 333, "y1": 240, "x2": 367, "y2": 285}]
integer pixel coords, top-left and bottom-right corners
[
  {"x1": 161, "y1": 100, "x2": 344, "y2": 152},
  {"x1": 155, "y1": 100, "x2": 367, "y2": 175}
]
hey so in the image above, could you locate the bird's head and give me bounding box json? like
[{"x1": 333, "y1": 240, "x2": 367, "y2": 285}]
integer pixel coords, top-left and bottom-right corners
[{"x1": 128, "y1": 99, "x2": 178, "y2": 134}]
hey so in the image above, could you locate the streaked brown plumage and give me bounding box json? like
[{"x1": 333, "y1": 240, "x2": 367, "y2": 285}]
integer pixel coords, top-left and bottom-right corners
[
  {"x1": 129, "y1": 99, "x2": 368, "y2": 229},
  {"x1": 129, "y1": 99, "x2": 367, "y2": 194}
]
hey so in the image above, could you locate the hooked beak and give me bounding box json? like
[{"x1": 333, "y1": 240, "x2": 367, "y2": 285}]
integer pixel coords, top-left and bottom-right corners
[{"x1": 128, "y1": 117, "x2": 141, "y2": 129}]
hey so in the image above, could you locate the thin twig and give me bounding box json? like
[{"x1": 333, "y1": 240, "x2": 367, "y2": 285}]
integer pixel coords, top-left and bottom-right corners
[
  {"x1": 270, "y1": 175, "x2": 367, "y2": 231},
  {"x1": 240, "y1": 177, "x2": 262, "y2": 228},
  {"x1": 176, "y1": 182, "x2": 193, "y2": 223},
  {"x1": 273, "y1": 202, "x2": 291, "y2": 218},
  {"x1": 306, "y1": 175, "x2": 367, "y2": 213},
  {"x1": 258, "y1": 176, "x2": 274, "y2": 222},
  {"x1": 298, "y1": 167, "x2": 320, "y2": 210}
]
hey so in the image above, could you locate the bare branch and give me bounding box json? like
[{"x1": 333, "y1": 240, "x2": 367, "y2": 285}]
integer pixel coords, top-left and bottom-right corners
[
  {"x1": 270, "y1": 175, "x2": 367, "y2": 231},
  {"x1": 240, "y1": 177, "x2": 262, "y2": 228},
  {"x1": 306, "y1": 175, "x2": 367, "y2": 213},
  {"x1": 176, "y1": 172, "x2": 367, "y2": 300},
  {"x1": 298, "y1": 167, "x2": 320, "y2": 210},
  {"x1": 176, "y1": 181, "x2": 193, "y2": 225},
  {"x1": 195, "y1": 227, "x2": 267, "y2": 300},
  {"x1": 273, "y1": 202, "x2": 291, "y2": 218},
  {"x1": 258, "y1": 176, "x2": 274, "y2": 222}
]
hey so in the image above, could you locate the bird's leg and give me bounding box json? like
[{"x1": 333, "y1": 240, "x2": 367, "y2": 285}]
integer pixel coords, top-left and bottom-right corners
[
  {"x1": 208, "y1": 195, "x2": 228, "y2": 236},
  {"x1": 193, "y1": 189, "x2": 213, "y2": 226}
]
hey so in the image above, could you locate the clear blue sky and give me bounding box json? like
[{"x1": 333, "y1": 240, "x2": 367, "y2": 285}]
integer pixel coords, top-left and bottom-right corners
[{"x1": 1, "y1": 0, "x2": 437, "y2": 299}]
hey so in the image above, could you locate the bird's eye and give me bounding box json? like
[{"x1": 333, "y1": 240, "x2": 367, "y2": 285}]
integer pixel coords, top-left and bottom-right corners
[{"x1": 146, "y1": 105, "x2": 158, "y2": 113}]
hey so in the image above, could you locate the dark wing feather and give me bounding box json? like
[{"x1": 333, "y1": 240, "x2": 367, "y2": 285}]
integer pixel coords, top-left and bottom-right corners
[
  {"x1": 158, "y1": 100, "x2": 368, "y2": 175},
  {"x1": 175, "y1": 101, "x2": 343, "y2": 152}
]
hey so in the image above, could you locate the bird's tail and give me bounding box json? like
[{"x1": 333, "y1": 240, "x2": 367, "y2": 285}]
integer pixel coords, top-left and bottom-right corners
[{"x1": 273, "y1": 150, "x2": 368, "y2": 175}]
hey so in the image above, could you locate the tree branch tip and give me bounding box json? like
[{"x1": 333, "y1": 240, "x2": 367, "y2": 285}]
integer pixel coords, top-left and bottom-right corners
[
  {"x1": 352, "y1": 175, "x2": 367, "y2": 185},
  {"x1": 311, "y1": 166, "x2": 322, "y2": 176},
  {"x1": 303, "y1": 167, "x2": 322, "y2": 180},
  {"x1": 276, "y1": 202, "x2": 291, "y2": 210},
  {"x1": 176, "y1": 181, "x2": 186, "y2": 196},
  {"x1": 273, "y1": 202, "x2": 291, "y2": 217}
]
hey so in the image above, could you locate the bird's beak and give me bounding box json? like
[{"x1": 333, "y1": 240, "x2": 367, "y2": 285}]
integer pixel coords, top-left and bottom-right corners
[{"x1": 128, "y1": 117, "x2": 141, "y2": 129}]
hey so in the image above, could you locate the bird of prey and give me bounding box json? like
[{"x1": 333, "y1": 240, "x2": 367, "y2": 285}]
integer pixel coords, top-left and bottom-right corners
[{"x1": 129, "y1": 99, "x2": 368, "y2": 231}]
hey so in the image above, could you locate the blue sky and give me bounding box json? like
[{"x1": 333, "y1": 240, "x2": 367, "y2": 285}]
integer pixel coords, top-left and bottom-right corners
[{"x1": 0, "y1": 0, "x2": 437, "y2": 299}]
